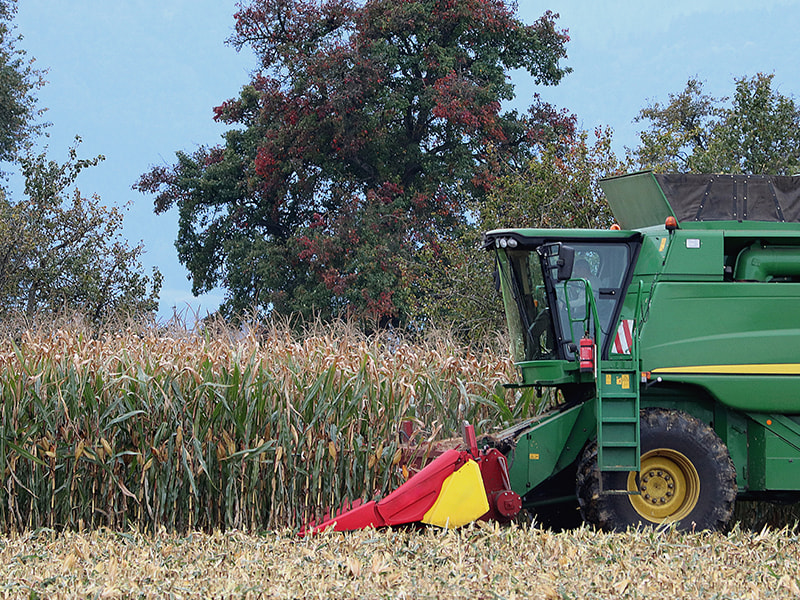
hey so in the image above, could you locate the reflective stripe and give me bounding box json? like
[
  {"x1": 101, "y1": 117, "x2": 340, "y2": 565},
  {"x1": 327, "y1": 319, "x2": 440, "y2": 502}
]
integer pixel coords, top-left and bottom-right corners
[{"x1": 613, "y1": 319, "x2": 634, "y2": 354}]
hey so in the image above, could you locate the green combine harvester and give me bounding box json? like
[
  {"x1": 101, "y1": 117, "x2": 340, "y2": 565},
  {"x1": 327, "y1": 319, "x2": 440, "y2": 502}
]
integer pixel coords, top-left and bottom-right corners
[{"x1": 305, "y1": 172, "x2": 800, "y2": 534}]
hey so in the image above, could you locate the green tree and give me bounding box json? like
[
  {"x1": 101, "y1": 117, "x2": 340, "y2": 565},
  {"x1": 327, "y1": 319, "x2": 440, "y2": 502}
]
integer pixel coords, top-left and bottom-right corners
[
  {"x1": 632, "y1": 77, "x2": 721, "y2": 173},
  {"x1": 0, "y1": 140, "x2": 162, "y2": 322},
  {"x1": 0, "y1": 2, "x2": 162, "y2": 323},
  {"x1": 482, "y1": 127, "x2": 626, "y2": 230},
  {"x1": 633, "y1": 73, "x2": 800, "y2": 174},
  {"x1": 137, "y1": 0, "x2": 574, "y2": 324},
  {"x1": 0, "y1": 0, "x2": 45, "y2": 163}
]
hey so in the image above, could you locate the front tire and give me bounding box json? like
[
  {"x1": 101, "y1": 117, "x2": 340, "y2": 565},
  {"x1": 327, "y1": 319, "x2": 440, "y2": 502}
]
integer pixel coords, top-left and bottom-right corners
[{"x1": 576, "y1": 408, "x2": 736, "y2": 532}]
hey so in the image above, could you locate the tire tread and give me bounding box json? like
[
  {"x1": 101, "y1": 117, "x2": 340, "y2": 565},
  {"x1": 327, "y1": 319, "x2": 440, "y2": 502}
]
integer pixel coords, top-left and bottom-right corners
[{"x1": 576, "y1": 408, "x2": 737, "y2": 532}]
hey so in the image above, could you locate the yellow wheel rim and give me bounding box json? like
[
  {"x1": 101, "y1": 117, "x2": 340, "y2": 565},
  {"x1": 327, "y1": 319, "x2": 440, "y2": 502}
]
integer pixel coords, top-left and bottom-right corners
[{"x1": 627, "y1": 449, "x2": 700, "y2": 523}]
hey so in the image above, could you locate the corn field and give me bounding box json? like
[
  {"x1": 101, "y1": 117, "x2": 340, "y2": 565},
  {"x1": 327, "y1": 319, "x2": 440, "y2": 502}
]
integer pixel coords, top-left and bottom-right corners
[{"x1": 0, "y1": 317, "x2": 533, "y2": 534}]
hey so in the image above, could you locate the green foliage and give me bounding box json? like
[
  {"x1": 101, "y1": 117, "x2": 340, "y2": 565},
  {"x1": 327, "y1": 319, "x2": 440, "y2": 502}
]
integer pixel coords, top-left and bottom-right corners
[
  {"x1": 0, "y1": 0, "x2": 45, "y2": 163},
  {"x1": 632, "y1": 77, "x2": 721, "y2": 173},
  {"x1": 404, "y1": 230, "x2": 505, "y2": 343},
  {"x1": 137, "y1": 0, "x2": 574, "y2": 324},
  {"x1": 0, "y1": 139, "x2": 162, "y2": 323},
  {"x1": 483, "y1": 128, "x2": 627, "y2": 230},
  {"x1": 0, "y1": 4, "x2": 161, "y2": 324},
  {"x1": 633, "y1": 73, "x2": 800, "y2": 175}
]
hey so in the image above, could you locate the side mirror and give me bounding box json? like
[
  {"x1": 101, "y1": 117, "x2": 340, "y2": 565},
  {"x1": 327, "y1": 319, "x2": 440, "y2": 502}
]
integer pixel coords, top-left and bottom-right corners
[
  {"x1": 539, "y1": 243, "x2": 575, "y2": 282},
  {"x1": 557, "y1": 245, "x2": 575, "y2": 281}
]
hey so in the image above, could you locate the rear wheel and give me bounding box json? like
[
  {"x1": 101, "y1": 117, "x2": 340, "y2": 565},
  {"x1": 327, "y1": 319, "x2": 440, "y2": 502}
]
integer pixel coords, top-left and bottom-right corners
[{"x1": 576, "y1": 408, "x2": 737, "y2": 531}]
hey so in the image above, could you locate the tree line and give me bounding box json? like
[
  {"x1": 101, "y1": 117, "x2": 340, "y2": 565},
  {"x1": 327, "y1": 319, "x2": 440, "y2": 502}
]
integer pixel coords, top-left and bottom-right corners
[{"x1": 4, "y1": 0, "x2": 800, "y2": 332}]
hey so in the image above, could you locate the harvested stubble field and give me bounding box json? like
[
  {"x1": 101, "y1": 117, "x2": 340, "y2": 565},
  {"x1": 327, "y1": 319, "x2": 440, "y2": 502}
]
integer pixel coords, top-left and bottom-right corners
[{"x1": 2, "y1": 524, "x2": 800, "y2": 599}]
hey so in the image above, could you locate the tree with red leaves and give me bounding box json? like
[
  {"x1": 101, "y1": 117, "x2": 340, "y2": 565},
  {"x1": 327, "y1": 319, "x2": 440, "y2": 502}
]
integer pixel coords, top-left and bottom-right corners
[{"x1": 137, "y1": 0, "x2": 574, "y2": 323}]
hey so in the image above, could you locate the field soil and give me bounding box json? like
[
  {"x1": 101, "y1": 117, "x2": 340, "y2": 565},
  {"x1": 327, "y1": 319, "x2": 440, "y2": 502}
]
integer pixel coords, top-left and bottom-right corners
[{"x1": 2, "y1": 523, "x2": 799, "y2": 599}]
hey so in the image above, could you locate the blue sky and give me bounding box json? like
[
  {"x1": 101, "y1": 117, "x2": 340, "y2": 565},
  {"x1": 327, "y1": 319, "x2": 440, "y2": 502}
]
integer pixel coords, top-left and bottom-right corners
[{"x1": 12, "y1": 1, "x2": 800, "y2": 320}]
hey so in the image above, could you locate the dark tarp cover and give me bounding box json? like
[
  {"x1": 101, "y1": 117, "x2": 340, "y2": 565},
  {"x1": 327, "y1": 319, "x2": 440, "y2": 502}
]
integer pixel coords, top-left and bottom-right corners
[{"x1": 654, "y1": 174, "x2": 800, "y2": 223}]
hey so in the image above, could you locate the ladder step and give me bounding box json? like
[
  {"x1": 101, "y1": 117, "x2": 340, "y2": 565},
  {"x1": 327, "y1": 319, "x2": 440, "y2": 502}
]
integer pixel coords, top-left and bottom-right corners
[{"x1": 601, "y1": 417, "x2": 639, "y2": 423}]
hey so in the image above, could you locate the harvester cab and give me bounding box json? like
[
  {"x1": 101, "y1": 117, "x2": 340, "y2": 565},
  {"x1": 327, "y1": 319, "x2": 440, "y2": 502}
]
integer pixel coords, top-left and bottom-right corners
[
  {"x1": 305, "y1": 172, "x2": 800, "y2": 534},
  {"x1": 489, "y1": 230, "x2": 640, "y2": 374}
]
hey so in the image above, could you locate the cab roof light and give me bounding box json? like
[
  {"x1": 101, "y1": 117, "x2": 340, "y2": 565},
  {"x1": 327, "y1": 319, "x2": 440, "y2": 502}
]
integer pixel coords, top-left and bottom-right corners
[{"x1": 495, "y1": 237, "x2": 518, "y2": 249}]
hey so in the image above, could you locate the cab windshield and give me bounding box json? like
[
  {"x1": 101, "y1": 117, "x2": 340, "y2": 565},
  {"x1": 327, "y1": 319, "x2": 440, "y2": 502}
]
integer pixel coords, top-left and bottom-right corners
[{"x1": 496, "y1": 241, "x2": 635, "y2": 363}]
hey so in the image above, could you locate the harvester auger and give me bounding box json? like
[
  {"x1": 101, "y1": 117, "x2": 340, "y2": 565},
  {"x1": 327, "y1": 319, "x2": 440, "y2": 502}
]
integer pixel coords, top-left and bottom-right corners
[{"x1": 305, "y1": 172, "x2": 800, "y2": 533}]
